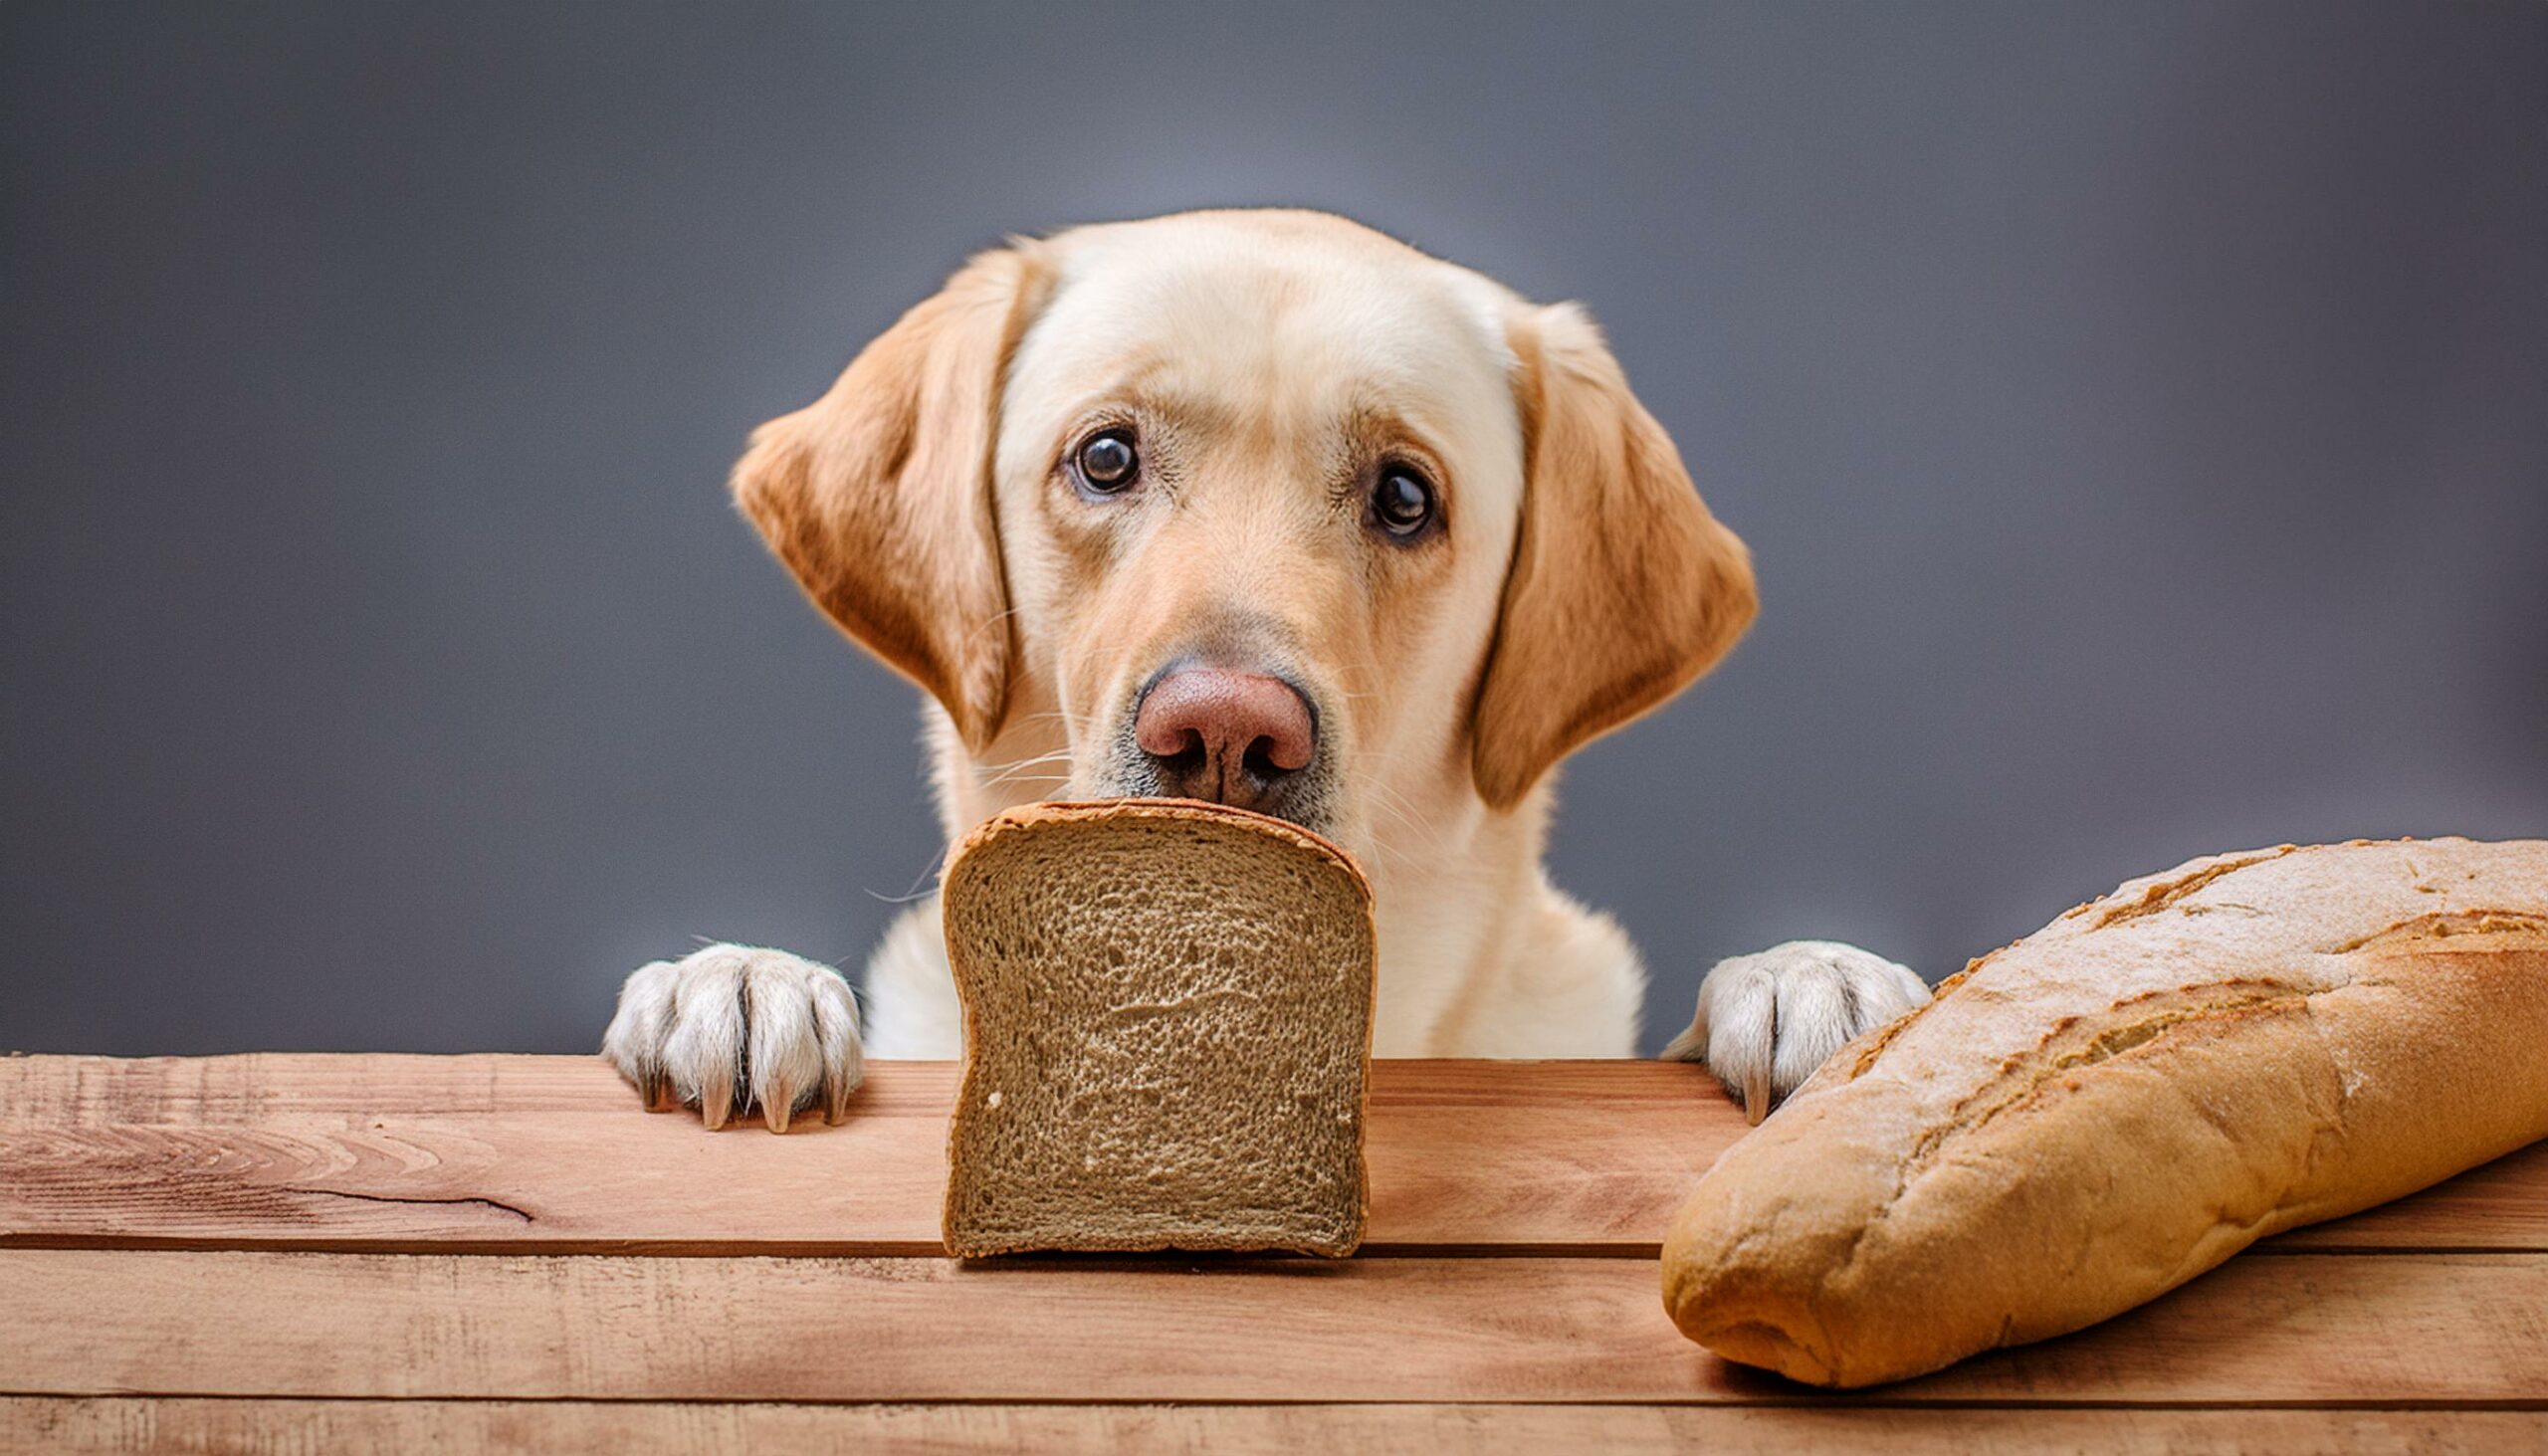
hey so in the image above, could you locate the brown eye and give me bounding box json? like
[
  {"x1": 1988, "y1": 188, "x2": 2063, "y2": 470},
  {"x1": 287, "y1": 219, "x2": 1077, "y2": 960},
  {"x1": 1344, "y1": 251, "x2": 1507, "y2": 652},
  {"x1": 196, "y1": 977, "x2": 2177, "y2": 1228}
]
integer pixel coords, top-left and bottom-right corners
[
  {"x1": 1372, "y1": 467, "x2": 1435, "y2": 538},
  {"x1": 1074, "y1": 430, "x2": 1138, "y2": 494}
]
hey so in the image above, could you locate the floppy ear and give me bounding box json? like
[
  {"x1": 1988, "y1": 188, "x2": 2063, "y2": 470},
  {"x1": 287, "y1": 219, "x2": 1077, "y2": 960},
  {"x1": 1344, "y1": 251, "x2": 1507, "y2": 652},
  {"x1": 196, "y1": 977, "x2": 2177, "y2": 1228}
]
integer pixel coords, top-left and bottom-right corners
[
  {"x1": 1471, "y1": 303, "x2": 1759, "y2": 809},
  {"x1": 732, "y1": 246, "x2": 1053, "y2": 752}
]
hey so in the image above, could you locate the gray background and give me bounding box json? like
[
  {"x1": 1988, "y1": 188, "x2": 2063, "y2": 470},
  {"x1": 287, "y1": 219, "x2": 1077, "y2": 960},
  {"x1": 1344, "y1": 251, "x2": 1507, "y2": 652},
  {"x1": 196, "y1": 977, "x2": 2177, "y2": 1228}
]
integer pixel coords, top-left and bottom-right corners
[{"x1": 5, "y1": 2, "x2": 2543, "y2": 1057}]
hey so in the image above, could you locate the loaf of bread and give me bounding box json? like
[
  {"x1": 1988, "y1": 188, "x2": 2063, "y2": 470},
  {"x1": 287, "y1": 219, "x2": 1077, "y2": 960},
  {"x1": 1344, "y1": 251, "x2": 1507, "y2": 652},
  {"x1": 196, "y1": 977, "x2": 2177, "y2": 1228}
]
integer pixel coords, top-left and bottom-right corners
[
  {"x1": 940, "y1": 799, "x2": 1377, "y2": 1258},
  {"x1": 1662, "y1": 836, "x2": 2548, "y2": 1387}
]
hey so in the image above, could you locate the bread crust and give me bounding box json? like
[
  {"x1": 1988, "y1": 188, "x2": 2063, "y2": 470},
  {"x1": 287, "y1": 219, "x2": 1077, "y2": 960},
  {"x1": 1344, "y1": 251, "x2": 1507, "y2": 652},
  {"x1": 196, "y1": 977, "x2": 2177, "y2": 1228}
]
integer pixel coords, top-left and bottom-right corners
[
  {"x1": 945, "y1": 797, "x2": 1374, "y2": 903},
  {"x1": 941, "y1": 797, "x2": 1378, "y2": 1257},
  {"x1": 1661, "y1": 837, "x2": 2548, "y2": 1387}
]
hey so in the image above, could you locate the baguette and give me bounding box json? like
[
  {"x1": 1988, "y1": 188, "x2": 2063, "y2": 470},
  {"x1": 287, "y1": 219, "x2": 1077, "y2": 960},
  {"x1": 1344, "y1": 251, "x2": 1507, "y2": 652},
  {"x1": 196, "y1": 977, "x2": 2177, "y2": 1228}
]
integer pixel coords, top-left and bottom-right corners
[
  {"x1": 940, "y1": 798, "x2": 1377, "y2": 1258},
  {"x1": 1662, "y1": 836, "x2": 2548, "y2": 1386}
]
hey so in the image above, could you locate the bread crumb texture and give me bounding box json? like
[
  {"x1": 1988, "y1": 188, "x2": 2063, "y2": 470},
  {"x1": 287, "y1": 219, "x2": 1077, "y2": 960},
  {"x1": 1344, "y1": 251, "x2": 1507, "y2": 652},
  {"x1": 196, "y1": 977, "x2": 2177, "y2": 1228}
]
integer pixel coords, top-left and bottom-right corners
[
  {"x1": 941, "y1": 801, "x2": 1376, "y2": 1258},
  {"x1": 1664, "y1": 836, "x2": 2548, "y2": 1387}
]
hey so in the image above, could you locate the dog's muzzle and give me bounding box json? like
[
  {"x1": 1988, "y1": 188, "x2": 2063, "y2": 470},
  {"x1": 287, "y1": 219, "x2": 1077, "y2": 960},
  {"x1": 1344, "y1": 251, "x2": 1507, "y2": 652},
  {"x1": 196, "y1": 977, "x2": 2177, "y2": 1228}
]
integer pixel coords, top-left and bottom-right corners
[{"x1": 1106, "y1": 663, "x2": 1334, "y2": 829}]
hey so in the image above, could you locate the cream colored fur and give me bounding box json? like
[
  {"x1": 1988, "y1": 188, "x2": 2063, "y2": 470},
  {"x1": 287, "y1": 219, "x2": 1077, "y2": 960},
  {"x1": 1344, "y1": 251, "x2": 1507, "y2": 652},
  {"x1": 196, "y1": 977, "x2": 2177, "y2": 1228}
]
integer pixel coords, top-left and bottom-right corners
[{"x1": 601, "y1": 210, "x2": 1924, "y2": 1129}]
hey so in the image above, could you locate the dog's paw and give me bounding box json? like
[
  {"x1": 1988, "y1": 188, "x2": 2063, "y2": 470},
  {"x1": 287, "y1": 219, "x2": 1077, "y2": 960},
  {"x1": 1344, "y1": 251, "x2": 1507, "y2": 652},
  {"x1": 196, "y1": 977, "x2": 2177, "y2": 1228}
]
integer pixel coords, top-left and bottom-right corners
[
  {"x1": 600, "y1": 943, "x2": 863, "y2": 1132},
  {"x1": 1661, "y1": 939, "x2": 1928, "y2": 1124}
]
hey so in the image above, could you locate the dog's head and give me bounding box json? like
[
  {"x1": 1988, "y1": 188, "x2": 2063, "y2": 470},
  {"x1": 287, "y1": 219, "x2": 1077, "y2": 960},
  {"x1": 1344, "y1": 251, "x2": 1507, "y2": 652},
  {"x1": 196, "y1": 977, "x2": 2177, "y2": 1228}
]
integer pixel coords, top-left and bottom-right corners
[{"x1": 733, "y1": 210, "x2": 1754, "y2": 846}]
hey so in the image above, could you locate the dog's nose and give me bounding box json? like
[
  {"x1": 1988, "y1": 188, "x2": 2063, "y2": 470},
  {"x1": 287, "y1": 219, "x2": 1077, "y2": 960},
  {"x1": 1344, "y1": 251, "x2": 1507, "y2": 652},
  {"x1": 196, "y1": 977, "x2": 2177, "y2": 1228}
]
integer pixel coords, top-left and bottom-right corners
[{"x1": 1134, "y1": 667, "x2": 1316, "y2": 812}]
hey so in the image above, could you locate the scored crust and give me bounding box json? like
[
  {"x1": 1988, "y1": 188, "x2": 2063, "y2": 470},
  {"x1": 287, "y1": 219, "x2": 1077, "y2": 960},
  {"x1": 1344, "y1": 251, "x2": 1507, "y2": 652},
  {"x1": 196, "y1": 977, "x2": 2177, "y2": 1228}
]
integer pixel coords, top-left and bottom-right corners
[
  {"x1": 1661, "y1": 836, "x2": 2548, "y2": 1387},
  {"x1": 941, "y1": 797, "x2": 1378, "y2": 1258}
]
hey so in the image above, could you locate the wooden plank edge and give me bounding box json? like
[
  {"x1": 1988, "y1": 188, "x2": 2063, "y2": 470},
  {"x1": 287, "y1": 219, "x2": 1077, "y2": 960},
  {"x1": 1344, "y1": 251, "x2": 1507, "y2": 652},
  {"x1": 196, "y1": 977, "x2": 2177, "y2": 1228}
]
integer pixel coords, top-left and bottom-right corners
[
  {"x1": 6, "y1": 1396, "x2": 2547, "y2": 1412},
  {"x1": 5, "y1": 1386, "x2": 2527, "y2": 1411},
  {"x1": 7, "y1": 1228, "x2": 2538, "y2": 1259},
  {"x1": 0, "y1": 1233, "x2": 1674, "y2": 1259},
  {"x1": 6, "y1": 1250, "x2": 2542, "y2": 1406}
]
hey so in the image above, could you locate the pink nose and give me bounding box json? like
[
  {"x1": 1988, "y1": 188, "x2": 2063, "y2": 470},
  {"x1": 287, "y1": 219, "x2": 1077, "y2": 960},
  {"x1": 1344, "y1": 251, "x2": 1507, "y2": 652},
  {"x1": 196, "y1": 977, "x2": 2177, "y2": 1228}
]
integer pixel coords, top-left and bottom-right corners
[{"x1": 1134, "y1": 668, "x2": 1316, "y2": 808}]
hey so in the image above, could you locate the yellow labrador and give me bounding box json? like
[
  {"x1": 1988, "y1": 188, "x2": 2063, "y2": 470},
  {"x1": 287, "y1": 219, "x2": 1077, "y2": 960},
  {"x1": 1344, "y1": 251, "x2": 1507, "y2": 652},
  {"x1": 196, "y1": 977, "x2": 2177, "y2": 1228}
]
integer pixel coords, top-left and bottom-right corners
[{"x1": 603, "y1": 210, "x2": 1924, "y2": 1130}]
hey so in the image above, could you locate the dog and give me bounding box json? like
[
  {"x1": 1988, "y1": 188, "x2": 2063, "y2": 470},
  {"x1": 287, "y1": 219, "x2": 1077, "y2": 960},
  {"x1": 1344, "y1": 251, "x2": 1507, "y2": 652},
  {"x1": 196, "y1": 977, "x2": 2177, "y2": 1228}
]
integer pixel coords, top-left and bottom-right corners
[{"x1": 602, "y1": 209, "x2": 1926, "y2": 1131}]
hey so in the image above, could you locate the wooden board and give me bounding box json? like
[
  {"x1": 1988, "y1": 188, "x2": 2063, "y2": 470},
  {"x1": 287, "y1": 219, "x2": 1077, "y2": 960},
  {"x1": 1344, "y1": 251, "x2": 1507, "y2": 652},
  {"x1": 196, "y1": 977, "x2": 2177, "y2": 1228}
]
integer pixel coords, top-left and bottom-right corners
[
  {"x1": 4, "y1": 1054, "x2": 2539, "y2": 1256},
  {"x1": 4, "y1": 1248, "x2": 2543, "y2": 1404},
  {"x1": 9, "y1": 1399, "x2": 2539, "y2": 1456},
  {"x1": 7, "y1": 1053, "x2": 2543, "y2": 1449}
]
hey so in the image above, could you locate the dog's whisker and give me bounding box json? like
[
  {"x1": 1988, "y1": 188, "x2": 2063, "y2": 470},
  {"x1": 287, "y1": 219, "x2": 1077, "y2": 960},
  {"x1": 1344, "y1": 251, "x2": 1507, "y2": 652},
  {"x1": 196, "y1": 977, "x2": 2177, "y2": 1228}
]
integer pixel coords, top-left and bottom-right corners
[
  {"x1": 970, "y1": 756, "x2": 1079, "y2": 790},
  {"x1": 1360, "y1": 778, "x2": 1454, "y2": 855},
  {"x1": 974, "y1": 771, "x2": 1075, "y2": 795},
  {"x1": 1367, "y1": 800, "x2": 1442, "y2": 854},
  {"x1": 956, "y1": 603, "x2": 1029, "y2": 650},
  {"x1": 866, "y1": 851, "x2": 956, "y2": 906},
  {"x1": 969, "y1": 769, "x2": 1079, "y2": 795},
  {"x1": 972, "y1": 752, "x2": 1075, "y2": 776},
  {"x1": 962, "y1": 759, "x2": 1065, "y2": 780}
]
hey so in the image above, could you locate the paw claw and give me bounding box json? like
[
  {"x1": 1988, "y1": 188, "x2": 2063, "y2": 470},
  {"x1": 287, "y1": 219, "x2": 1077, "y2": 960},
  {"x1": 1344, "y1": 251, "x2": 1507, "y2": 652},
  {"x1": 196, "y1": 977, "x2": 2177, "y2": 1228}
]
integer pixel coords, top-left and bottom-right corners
[
  {"x1": 602, "y1": 944, "x2": 864, "y2": 1134},
  {"x1": 1672, "y1": 940, "x2": 1927, "y2": 1119},
  {"x1": 699, "y1": 1074, "x2": 736, "y2": 1131}
]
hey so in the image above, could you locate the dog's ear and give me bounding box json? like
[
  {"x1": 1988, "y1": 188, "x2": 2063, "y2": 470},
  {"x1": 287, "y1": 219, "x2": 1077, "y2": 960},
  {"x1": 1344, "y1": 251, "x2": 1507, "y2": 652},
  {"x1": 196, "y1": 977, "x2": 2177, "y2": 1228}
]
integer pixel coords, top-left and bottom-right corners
[
  {"x1": 1471, "y1": 303, "x2": 1759, "y2": 809},
  {"x1": 732, "y1": 245, "x2": 1054, "y2": 752}
]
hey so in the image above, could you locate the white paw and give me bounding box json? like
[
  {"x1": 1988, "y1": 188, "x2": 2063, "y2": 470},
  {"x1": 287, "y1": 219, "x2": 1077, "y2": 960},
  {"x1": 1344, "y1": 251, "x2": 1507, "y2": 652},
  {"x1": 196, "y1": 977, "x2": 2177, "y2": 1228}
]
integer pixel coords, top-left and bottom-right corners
[
  {"x1": 601, "y1": 943, "x2": 863, "y2": 1132},
  {"x1": 1662, "y1": 939, "x2": 1928, "y2": 1124}
]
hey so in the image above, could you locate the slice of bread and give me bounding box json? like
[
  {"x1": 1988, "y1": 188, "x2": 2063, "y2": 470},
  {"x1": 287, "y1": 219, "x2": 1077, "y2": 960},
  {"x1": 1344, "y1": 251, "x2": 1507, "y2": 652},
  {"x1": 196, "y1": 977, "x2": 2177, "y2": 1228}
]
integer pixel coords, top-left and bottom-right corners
[{"x1": 940, "y1": 798, "x2": 1377, "y2": 1258}]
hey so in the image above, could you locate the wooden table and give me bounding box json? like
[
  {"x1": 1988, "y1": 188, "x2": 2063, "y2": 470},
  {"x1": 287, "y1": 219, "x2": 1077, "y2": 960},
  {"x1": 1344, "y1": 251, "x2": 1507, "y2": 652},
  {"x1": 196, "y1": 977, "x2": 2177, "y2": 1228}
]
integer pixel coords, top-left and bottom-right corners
[{"x1": 2, "y1": 1055, "x2": 2542, "y2": 1452}]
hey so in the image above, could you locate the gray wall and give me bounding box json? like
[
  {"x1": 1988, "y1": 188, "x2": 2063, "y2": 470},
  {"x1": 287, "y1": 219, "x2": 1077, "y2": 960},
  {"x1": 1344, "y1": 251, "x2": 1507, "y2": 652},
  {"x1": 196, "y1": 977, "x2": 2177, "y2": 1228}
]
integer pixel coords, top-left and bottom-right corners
[{"x1": 5, "y1": 2, "x2": 2543, "y2": 1057}]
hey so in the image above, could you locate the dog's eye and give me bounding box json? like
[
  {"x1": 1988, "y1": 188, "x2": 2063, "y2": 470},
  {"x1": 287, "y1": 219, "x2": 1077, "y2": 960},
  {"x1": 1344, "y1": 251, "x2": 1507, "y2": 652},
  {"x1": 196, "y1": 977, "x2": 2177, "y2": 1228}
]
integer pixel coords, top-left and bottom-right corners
[
  {"x1": 1372, "y1": 468, "x2": 1436, "y2": 538},
  {"x1": 1074, "y1": 431, "x2": 1139, "y2": 494}
]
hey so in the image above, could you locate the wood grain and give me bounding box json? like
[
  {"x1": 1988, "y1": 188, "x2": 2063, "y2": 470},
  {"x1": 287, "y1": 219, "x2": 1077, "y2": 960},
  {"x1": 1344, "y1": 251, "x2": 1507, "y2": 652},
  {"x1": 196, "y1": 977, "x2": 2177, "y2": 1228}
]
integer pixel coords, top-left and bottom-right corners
[
  {"x1": 3, "y1": 1249, "x2": 2542, "y2": 1404},
  {"x1": 8, "y1": 1399, "x2": 2538, "y2": 1455},
  {"x1": 5, "y1": 1055, "x2": 2538, "y2": 1256},
  {"x1": 0, "y1": 1055, "x2": 1729, "y2": 1255}
]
